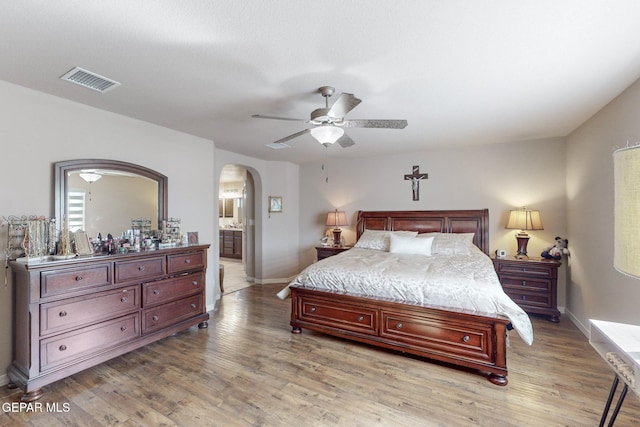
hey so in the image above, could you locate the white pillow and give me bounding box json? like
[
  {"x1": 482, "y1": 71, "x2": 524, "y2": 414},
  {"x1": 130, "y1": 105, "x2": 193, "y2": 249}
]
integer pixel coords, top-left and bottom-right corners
[
  {"x1": 354, "y1": 229, "x2": 418, "y2": 251},
  {"x1": 390, "y1": 233, "x2": 434, "y2": 256},
  {"x1": 418, "y1": 232, "x2": 475, "y2": 255}
]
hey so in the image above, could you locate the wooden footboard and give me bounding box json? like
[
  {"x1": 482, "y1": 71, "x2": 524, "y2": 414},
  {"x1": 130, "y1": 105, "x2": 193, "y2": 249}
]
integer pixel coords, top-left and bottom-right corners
[{"x1": 290, "y1": 286, "x2": 510, "y2": 385}]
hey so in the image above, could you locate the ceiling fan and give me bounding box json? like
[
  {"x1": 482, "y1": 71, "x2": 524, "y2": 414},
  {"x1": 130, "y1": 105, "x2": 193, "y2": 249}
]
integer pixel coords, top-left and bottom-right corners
[{"x1": 253, "y1": 86, "x2": 408, "y2": 149}]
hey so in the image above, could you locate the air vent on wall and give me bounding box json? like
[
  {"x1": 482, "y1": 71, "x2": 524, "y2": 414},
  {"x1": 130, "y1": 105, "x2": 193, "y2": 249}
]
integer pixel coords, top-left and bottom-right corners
[{"x1": 59, "y1": 67, "x2": 121, "y2": 93}]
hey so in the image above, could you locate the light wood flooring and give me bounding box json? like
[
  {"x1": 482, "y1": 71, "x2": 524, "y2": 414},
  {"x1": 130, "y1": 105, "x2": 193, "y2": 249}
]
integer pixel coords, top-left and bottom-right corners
[
  {"x1": 220, "y1": 258, "x2": 253, "y2": 295},
  {"x1": 2, "y1": 283, "x2": 639, "y2": 426}
]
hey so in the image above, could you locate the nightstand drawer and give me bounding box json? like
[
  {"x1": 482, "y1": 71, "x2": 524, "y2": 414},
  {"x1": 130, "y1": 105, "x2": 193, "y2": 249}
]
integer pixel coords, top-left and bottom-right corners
[
  {"x1": 316, "y1": 246, "x2": 351, "y2": 261},
  {"x1": 493, "y1": 262, "x2": 555, "y2": 278},
  {"x1": 499, "y1": 276, "x2": 551, "y2": 292},
  {"x1": 505, "y1": 291, "x2": 551, "y2": 308}
]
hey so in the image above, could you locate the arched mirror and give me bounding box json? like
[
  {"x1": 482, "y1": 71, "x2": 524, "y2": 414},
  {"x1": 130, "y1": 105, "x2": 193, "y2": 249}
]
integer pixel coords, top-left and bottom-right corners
[{"x1": 54, "y1": 159, "x2": 167, "y2": 238}]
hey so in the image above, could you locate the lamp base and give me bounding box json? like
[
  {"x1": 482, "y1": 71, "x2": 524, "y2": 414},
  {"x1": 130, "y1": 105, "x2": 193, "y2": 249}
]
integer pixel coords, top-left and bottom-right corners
[
  {"x1": 332, "y1": 228, "x2": 342, "y2": 247},
  {"x1": 515, "y1": 233, "x2": 530, "y2": 259}
]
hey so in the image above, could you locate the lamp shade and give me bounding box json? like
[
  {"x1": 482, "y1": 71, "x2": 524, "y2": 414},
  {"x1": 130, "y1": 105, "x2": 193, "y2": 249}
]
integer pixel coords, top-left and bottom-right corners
[
  {"x1": 505, "y1": 208, "x2": 544, "y2": 231},
  {"x1": 326, "y1": 210, "x2": 348, "y2": 227},
  {"x1": 614, "y1": 146, "x2": 640, "y2": 277},
  {"x1": 311, "y1": 125, "x2": 344, "y2": 145}
]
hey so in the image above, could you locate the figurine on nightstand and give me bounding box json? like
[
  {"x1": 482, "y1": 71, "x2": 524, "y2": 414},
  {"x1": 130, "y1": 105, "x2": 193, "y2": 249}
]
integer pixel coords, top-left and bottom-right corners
[{"x1": 541, "y1": 236, "x2": 569, "y2": 260}]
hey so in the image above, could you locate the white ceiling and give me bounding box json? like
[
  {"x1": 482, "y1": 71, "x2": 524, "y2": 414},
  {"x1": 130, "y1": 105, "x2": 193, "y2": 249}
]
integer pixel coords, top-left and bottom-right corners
[{"x1": 3, "y1": 1, "x2": 640, "y2": 165}]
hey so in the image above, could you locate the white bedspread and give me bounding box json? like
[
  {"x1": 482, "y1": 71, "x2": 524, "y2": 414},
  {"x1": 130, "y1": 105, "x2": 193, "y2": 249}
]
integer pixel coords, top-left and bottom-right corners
[{"x1": 279, "y1": 246, "x2": 533, "y2": 345}]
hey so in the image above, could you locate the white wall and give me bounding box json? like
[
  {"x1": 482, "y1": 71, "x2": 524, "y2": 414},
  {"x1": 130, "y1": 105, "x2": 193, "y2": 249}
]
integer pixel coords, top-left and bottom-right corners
[
  {"x1": 566, "y1": 77, "x2": 640, "y2": 333},
  {"x1": 0, "y1": 80, "x2": 216, "y2": 384}
]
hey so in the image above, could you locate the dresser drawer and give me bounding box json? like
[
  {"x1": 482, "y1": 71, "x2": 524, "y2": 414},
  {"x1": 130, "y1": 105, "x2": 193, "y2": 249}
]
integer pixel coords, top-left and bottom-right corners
[
  {"x1": 297, "y1": 296, "x2": 377, "y2": 336},
  {"x1": 380, "y1": 311, "x2": 493, "y2": 364},
  {"x1": 493, "y1": 262, "x2": 555, "y2": 278},
  {"x1": 498, "y1": 276, "x2": 551, "y2": 292},
  {"x1": 142, "y1": 273, "x2": 204, "y2": 307},
  {"x1": 40, "y1": 314, "x2": 139, "y2": 371},
  {"x1": 40, "y1": 286, "x2": 139, "y2": 336},
  {"x1": 142, "y1": 294, "x2": 204, "y2": 334},
  {"x1": 505, "y1": 291, "x2": 551, "y2": 308},
  {"x1": 167, "y1": 252, "x2": 205, "y2": 274},
  {"x1": 115, "y1": 257, "x2": 165, "y2": 282},
  {"x1": 41, "y1": 264, "x2": 111, "y2": 298}
]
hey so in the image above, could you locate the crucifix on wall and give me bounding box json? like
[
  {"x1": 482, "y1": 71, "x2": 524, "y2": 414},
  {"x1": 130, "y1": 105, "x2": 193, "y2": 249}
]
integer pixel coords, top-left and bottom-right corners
[{"x1": 404, "y1": 165, "x2": 428, "y2": 201}]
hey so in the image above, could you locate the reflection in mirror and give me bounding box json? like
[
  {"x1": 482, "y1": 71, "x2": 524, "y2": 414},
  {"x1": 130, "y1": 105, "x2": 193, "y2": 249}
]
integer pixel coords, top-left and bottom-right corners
[{"x1": 55, "y1": 159, "x2": 167, "y2": 239}]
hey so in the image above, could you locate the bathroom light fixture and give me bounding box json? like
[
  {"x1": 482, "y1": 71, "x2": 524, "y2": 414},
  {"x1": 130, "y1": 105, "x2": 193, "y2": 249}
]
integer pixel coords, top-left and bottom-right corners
[{"x1": 310, "y1": 125, "x2": 344, "y2": 145}]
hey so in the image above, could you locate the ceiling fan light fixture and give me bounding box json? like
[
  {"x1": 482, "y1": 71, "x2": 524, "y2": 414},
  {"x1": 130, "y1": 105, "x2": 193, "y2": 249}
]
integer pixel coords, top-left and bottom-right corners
[
  {"x1": 310, "y1": 125, "x2": 344, "y2": 145},
  {"x1": 79, "y1": 172, "x2": 102, "y2": 183}
]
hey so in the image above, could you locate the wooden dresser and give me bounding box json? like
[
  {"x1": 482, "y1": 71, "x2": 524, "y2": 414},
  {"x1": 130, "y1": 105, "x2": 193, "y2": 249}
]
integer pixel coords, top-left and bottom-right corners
[
  {"x1": 492, "y1": 256, "x2": 561, "y2": 322},
  {"x1": 8, "y1": 244, "x2": 210, "y2": 402}
]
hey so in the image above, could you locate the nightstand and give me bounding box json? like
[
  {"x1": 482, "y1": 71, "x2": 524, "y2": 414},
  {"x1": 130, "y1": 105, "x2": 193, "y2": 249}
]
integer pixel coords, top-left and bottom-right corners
[
  {"x1": 492, "y1": 256, "x2": 562, "y2": 322},
  {"x1": 316, "y1": 246, "x2": 351, "y2": 261}
]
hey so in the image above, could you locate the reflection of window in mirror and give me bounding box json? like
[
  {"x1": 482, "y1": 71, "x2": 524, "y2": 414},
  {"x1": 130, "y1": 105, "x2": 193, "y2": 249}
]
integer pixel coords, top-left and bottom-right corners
[
  {"x1": 218, "y1": 199, "x2": 223, "y2": 218},
  {"x1": 67, "y1": 190, "x2": 86, "y2": 232}
]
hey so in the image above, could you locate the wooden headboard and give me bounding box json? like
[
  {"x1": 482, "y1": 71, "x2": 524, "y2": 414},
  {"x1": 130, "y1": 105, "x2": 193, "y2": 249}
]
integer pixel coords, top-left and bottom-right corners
[{"x1": 355, "y1": 209, "x2": 490, "y2": 254}]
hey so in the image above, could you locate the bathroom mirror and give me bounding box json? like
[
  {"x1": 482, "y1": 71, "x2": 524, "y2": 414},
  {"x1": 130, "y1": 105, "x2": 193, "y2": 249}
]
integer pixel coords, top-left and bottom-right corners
[{"x1": 54, "y1": 159, "x2": 167, "y2": 238}]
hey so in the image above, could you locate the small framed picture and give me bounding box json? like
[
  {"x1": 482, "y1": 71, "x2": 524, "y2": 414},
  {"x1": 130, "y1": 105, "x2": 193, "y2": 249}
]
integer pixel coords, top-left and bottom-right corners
[
  {"x1": 187, "y1": 231, "x2": 199, "y2": 245},
  {"x1": 73, "y1": 231, "x2": 93, "y2": 256},
  {"x1": 269, "y1": 196, "x2": 283, "y2": 213}
]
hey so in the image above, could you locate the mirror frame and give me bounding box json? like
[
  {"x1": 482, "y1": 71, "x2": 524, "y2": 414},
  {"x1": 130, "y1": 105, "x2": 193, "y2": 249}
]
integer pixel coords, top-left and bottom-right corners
[{"x1": 54, "y1": 159, "x2": 168, "y2": 231}]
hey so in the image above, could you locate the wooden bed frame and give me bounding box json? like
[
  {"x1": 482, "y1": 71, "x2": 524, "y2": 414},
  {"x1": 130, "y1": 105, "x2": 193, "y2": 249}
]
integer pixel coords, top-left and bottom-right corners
[{"x1": 290, "y1": 209, "x2": 512, "y2": 385}]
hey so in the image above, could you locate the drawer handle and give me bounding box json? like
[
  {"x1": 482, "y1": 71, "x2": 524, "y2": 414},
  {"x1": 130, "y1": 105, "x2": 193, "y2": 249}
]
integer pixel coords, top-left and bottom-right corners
[
  {"x1": 185, "y1": 259, "x2": 191, "y2": 264},
  {"x1": 59, "y1": 345, "x2": 67, "y2": 351},
  {"x1": 192, "y1": 281, "x2": 198, "y2": 286},
  {"x1": 75, "y1": 275, "x2": 83, "y2": 281},
  {"x1": 121, "y1": 297, "x2": 128, "y2": 303},
  {"x1": 152, "y1": 315, "x2": 159, "y2": 321},
  {"x1": 463, "y1": 335, "x2": 470, "y2": 343},
  {"x1": 153, "y1": 289, "x2": 160, "y2": 295},
  {"x1": 521, "y1": 295, "x2": 527, "y2": 301},
  {"x1": 121, "y1": 326, "x2": 127, "y2": 332},
  {"x1": 310, "y1": 307, "x2": 316, "y2": 313},
  {"x1": 190, "y1": 303, "x2": 196, "y2": 309},
  {"x1": 59, "y1": 311, "x2": 67, "y2": 317},
  {"x1": 395, "y1": 323, "x2": 403, "y2": 330},
  {"x1": 138, "y1": 266, "x2": 145, "y2": 271},
  {"x1": 522, "y1": 281, "x2": 527, "y2": 286},
  {"x1": 357, "y1": 316, "x2": 364, "y2": 322}
]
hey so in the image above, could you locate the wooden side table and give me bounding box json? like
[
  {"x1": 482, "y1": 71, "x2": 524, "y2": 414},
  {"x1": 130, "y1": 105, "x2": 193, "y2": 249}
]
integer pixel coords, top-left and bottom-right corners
[
  {"x1": 316, "y1": 245, "x2": 351, "y2": 261},
  {"x1": 492, "y1": 256, "x2": 561, "y2": 322}
]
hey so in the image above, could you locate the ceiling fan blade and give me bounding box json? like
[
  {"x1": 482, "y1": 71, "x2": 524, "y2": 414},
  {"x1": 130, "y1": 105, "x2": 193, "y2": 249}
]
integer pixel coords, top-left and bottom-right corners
[
  {"x1": 272, "y1": 128, "x2": 310, "y2": 144},
  {"x1": 327, "y1": 93, "x2": 362, "y2": 118},
  {"x1": 336, "y1": 133, "x2": 355, "y2": 148},
  {"x1": 252, "y1": 114, "x2": 308, "y2": 122},
  {"x1": 341, "y1": 119, "x2": 408, "y2": 129}
]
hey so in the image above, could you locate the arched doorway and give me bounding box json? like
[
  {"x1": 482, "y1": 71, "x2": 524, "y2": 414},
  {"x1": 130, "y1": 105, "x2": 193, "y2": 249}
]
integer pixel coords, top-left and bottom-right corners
[{"x1": 219, "y1": 164, "x2": 256, "y2": 293}]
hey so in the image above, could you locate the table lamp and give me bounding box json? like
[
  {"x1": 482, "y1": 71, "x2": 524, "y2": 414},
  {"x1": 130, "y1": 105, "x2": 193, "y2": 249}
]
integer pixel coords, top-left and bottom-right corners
[
  {"x1": 326, "y1": 209, "x2": 348, "y2": 246},
  {"x1": 505, "y1": 207, "x2": 543, "y2": 259}
]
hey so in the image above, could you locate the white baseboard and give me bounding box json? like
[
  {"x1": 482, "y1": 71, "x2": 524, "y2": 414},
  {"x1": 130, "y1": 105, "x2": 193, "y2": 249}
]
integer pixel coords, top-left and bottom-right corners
[{"x1": 564, "y1": 308, "x2": 590, "y2": 338}]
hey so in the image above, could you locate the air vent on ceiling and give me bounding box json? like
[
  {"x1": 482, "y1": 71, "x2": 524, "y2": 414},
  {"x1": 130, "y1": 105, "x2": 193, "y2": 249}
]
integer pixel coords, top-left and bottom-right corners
[
  {"x1": 59, "y1": 67, "x2": 121, "y2": 93},
  {"x1": 265, "y1": 142, "x2": 291, "y2": 150}
]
